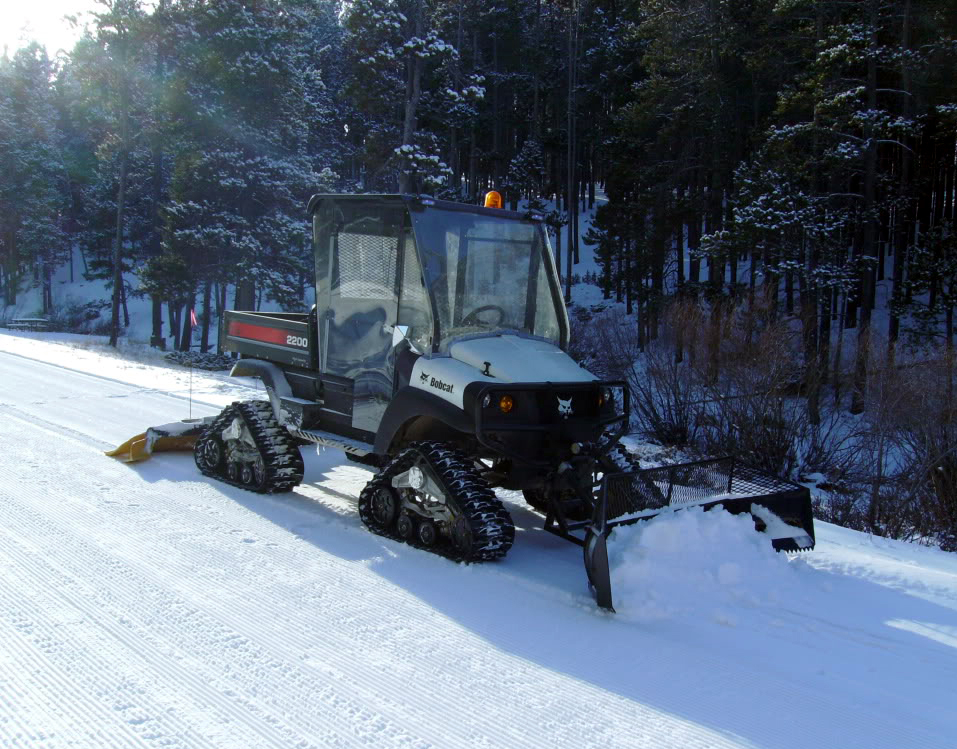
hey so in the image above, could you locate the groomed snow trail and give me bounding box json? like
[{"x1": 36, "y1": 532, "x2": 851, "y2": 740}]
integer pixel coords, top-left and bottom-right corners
[{"x1": 0, "y1": 333, "x2": 956, "y2": 748}]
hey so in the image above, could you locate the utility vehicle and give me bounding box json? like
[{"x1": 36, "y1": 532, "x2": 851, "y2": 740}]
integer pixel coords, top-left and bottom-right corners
[{"x1": 109, "y1": 193, "x2": 815, "y2": 609}]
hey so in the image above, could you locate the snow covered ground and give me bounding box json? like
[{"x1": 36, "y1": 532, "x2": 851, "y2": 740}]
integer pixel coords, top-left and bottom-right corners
[{"x1": 1, "y1": 330, "x2": 956, "y2": 748}]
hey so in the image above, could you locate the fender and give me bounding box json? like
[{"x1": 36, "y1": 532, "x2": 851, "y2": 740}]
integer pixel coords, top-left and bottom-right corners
[
  {"x1": 229, "y1": 359, "x2": 293, "y2": 421},
  {"x1": 374, "y1": 385, "x2": 475, "y2": 454}
]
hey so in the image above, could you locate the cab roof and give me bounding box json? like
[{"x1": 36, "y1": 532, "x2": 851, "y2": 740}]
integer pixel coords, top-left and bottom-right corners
[{"x1": 306, "y1": 193, "x2": 543, "y2": 223}]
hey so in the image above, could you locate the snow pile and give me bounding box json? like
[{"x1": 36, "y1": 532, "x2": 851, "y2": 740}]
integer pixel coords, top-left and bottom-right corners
[{"x1": 608, "y1": 506, "x2": 808, "y2": 625}]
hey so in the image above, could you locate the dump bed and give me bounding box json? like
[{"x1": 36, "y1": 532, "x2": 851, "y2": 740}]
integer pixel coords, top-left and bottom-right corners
[{"x1": 221, "y1": 310, "x2": 316, "y2": 370}]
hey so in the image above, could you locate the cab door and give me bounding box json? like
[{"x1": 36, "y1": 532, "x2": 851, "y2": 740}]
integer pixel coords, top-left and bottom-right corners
[{"x1": 314, "y1": 198, "x2": 405, "y2": 436}]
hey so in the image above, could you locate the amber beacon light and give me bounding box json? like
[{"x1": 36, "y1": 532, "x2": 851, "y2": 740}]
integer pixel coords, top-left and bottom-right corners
[{"x1": 484, "y1": 190, "x2": 503, "y2": 209}]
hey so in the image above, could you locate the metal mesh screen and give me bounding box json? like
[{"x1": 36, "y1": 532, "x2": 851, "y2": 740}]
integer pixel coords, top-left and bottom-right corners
[
  {"x1": 337, "y1": 233, "x2": 398, "y2": 299},
  {"x1": 603, "y1": 458, "x2": 802, "y2": 523}
]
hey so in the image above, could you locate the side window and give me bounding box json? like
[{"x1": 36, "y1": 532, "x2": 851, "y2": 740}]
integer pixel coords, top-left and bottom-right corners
[
  {"x1": 397, "y1": 230, "x2": 433, "y2": 352},
  {"x1": 335, "y1": 231, "x2": 398, "y2": 300},
  {"x1": 323, "y1": 209, "x2": 401, "y2": 380}
]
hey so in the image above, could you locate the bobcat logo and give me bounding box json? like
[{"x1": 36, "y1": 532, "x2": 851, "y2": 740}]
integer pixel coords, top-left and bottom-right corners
[
  {"x1": 557, "y1": 396, "x2": 573, "y2": 419},
  {"x1": 419, "y1": 371, "x2": 430, "y2": 384}
]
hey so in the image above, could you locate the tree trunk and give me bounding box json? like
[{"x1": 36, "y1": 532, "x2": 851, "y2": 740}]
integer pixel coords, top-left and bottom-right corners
[
  {"x1": 151, "y1": 297, "x2": 164, "y2": 349},
  {"x1": 109, "y1": 80, "x2": 130, "y2": 348},
  {"x1": 676, "y1": 187, "x2": 686, "y2": 291},
  {"x1": 42, "y1": 261, "x2": 52, "y2": 314},
  {"x1": 180, "y1": 295, "x2": 195, "y2": 352},
  {"x1": 397, "y1": 0, "x2": 425, "y2": 193},
  {"x1": 565, "y1": 226, "x2": 573, "y2": 303},
  {"x1": 200, "y1": 281, "x2": 212, "y2": 353},
  {"x1": 150, "y1": 16, "x2": 167, "y2": 349},
  {"x1": 850, "y1": 0, "x2": 880, "y2": 414},
  {"x1": 688, "y1": 176, "x2": 701, "y2": 284},
  {"x1": 121, "y1": 279, "x2": 129, "y2": 327},
  {"x1": 168, "y1": 302, "x2": 180, "y2": 350},
  {"x1": 565, "y1": 1, "x2": 578, "y2": 291},
  {"x1": 234, "y1": 280, "x2": 255, "y2": 311},
  {"x1": 888, "y1": 0, "x2": 913, "y2": 364}
]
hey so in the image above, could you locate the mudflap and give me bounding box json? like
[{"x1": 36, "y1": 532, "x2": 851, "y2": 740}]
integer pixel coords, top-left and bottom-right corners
[{"x1": 105, "y1": 418, "x2": 214, "y2": 463}]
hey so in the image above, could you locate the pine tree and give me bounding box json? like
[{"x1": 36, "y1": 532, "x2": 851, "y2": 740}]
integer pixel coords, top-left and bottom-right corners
[
  {"x1": 343, "y1": 0, "x2": 482, "y2": 192},
  {"x1": 0, "y1": 44, "x2": 67, "y2": 312},
  {"x1": 158, "y1": 0, "x2": 334, "y2": 349}
]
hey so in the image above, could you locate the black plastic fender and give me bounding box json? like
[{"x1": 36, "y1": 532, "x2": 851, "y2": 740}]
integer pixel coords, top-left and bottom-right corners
[
  {"x1": 229, "y1": 359, "x2": 294, "y2": 421},
  {"x1": 373, "y1": 385, "x2": 474, "y2": 455}
]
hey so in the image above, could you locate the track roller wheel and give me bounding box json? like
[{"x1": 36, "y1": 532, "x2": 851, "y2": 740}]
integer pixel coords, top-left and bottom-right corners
[
  {"x1": 359, "y1": 485, "x2": 400, "y2": 532},
  {"x1": 396, "y1": 512, "x2": 414, "y2": 539},
  {"x1": 240, "y1": 456, "x2": 267, "y2": 490},
  {"x1": 195, "y1": 436, "x2": 224, "y2": 473},
  {"x1": 417, "y1": 520, "x2": 437, "y2": 547}
]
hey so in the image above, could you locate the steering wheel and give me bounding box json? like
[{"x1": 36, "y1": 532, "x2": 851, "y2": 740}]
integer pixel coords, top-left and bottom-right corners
[{"x1": 461, "y1": 304, "x2": 506, "y2": 327}]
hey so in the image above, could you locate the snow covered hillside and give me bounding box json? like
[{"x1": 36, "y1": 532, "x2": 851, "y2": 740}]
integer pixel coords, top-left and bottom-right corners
[{"x1": 1, "y1": 330, "x2": 956, "y2": 748}]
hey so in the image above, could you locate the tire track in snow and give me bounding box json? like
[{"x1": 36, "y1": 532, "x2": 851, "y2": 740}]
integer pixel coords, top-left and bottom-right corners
[
  {"x1": 0, "y1": 411, "x2": 745, "y2": 749},
  {"x1": 0, "y1": 549, "x2": 209, "y2": 749},
  {"x1": 0, "y1": 508, "x2": 299, "y2": 748},
  {"x1": 4, "y1": 353, "x2": 950, "y2": 748},
  {"x1": 76, "y1": 461, "x2": 645, "y2": 749},
  {"x1": 0, "y1": 492, "x2": 430, "y2": 749},
  {"x1": 0, "y1": 432, "x2": 439, "y2": 748},
  {"x1": 0, "y1": 403, "x2": 637, "y2": 748},
  {"x1": 0, "y1": 402, "x2": 116, "y2": 451},
  {"x1": 0, "y1": 347, "x2": 250, "y2": 413},
  {"x1": 16, "y1": 444, "x2": 898, "y2": 749}
]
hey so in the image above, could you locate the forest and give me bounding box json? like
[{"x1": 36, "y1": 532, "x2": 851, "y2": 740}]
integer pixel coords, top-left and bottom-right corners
[{"x1": 1, "y1": 0, "x2": 956, "y2": 546}]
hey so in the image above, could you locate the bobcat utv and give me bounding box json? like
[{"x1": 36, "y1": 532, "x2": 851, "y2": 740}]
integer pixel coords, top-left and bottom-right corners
[{"x1": 109, "y1": 193, "x2": 815, "y2": 610}]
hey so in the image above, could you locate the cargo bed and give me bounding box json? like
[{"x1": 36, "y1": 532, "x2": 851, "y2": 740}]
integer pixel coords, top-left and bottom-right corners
[{"x1": 221, "y1": 310, "x2": 316, "y2": 369}]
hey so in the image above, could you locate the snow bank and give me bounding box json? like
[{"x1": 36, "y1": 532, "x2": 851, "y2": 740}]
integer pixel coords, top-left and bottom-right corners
[{"x1": 608, "y1": 507, "x2": 809, "y2": 625}]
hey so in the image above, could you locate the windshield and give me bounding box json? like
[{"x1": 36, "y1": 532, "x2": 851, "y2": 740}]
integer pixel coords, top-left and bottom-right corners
[{"x1": 410, "y1": 207, "x2": 565, "y2": 353}]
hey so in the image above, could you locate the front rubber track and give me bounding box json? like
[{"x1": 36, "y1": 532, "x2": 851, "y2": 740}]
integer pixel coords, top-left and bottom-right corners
[
  {"x1": 194, "y1": 400, "x2": 304, "y2": 494},
  {"x1": 358, "y1": 441, "x2": 515, "y2": 563}
]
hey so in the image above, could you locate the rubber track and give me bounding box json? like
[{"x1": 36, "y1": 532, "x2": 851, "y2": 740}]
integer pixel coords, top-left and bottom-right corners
[
  {"x1": 358, "y1": 441, "x2": 515, "y2": 563},
  {"x1": 194, "y1": 400, "x2": 304, "y2": 494}
]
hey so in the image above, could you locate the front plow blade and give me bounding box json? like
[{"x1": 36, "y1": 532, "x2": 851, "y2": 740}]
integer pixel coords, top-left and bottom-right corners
[
  {"x1": 105, "y1": 419, "x2": 212, "y2": 463},
  {"x1": 583, "y1": 526, "x2": 614, "y2": 611},
  {"x1": 585, "y1": 457, "x2": 815, "y2": 610}
]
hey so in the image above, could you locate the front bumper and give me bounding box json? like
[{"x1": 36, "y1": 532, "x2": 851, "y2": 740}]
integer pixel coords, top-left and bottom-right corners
[{"x1": 469, "y1": 380, "x2": 629, "y2": 465}]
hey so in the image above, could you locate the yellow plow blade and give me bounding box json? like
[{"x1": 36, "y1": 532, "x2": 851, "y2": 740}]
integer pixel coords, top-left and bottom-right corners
[{"x1": 105, "y1": 419, "x2": 212, "y2": 463}]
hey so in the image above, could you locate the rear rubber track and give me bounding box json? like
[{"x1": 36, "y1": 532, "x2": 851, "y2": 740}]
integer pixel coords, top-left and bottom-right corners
[
  {"x1": 359, "y1": 441, "x2": 515, "y2": 563},
  {"x1": 194, "y1": 400, "x2": 304, "y2": 493}
]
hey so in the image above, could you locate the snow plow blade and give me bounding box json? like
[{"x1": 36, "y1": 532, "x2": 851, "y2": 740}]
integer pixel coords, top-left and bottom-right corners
[
  {"x1": 105, "y1": 419, "x2": 213, "y2": 463},
  {"x1": 583, "y1": 515, "x2": 615, "y2": 612},
  {"x1": 584, "y1": 457, "x2": 815, "y2": 611}
]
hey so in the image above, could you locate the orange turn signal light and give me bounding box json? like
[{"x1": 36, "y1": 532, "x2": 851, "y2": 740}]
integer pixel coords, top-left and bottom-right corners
[{"x1": 498, "y1": 394, "x2": 514, "y2": 414}]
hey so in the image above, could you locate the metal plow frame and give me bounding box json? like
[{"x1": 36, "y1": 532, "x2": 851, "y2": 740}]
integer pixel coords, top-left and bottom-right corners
[
  {"x1": 579, "y1": 457, "x2": 815, "y2": 612},
  {"x1": 105, "y1": 418, "x2": 215, "y2": 463}
]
